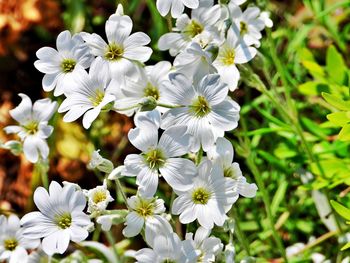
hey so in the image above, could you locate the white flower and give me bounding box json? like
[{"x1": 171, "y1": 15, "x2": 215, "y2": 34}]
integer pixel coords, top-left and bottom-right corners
[
  {"x1": 207, "y1": 137, "x2": 257, "y2": 198},
  {"x1": 20, "y1": 181, "x2": 91, "y2": 256},
  {"x1": 173, "y1": 42, "x2": 216, "y2": 84},
  {"x1": 4, "y1": 94, "x2": 57, "y2": 163},
  {"x1": 122, "y1": 195, "x2": 172, "y2": 244},
  {"x1": 259, "y1": 11, "x2": 273, "y2": 28},
  {"x1": 158, "y1": 4, "x2": 221, "y2": 56},
  {"x1": 88, "y1": 149, "x2": 114, "y2": 173},
  {"x1": 0, "y1": 215, "x2": 39, "y2": 263},
  {"x1": 156, "y1": 0, "x2": 199, "y2": 18},
  {"x1": 85, "y1": 180, "x2": 114, "y2": 214},
  {"x1": 115, "y1": 61, "x2": 172, "y2": 115},
  {"x1": 82, "y1": 14, "x2": 152, "y2": 79},
  {"x1": 228, "y1": 4, "x2": 266, "y2": 47},
  {"x1": 124, "y1": 118, "x2": 195, "y2": 197},
  {"x1": 34, "y1": 30, "x2": 94, "y2": 96},
  {"x1": 172, "y1": 160, "x2": 237, "y2": 229},
  {"x1": 213, "y1": 26, "x2": 257, "y2": 91},
  {"x1": 161, "y1": 73, "x2": 240, "y2": 151},
  {"x1": 58, "y1": 57, "x2": 116, "y2": 129},
  {"x1": 185, "y1": 227, "x2": 223, "y2": 263},
  {"x1": 134, "y1": 232, "x2": 199, "y2": 263}
]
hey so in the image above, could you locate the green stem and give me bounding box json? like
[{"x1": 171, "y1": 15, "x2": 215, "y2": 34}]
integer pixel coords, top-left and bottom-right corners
[
  {"x1": 239, "y1": 118, "x2": 288, "y2": 262},
  {"x1": 230, "y1": 207, "x2": 251, "y2": 256},
  {"x1": 105, "y1": 231, "x2": 120, "y2": 262},
  {"x1": 33, "y1": 160, "x2": 49, "y2": 190},
  {"x1": 92, "y1": 224, "x2": 101, "y2": 241},
  {"x1": 115, "y1": 179, "x2": 130, "y2": 210},
  {"x1": 247, "y1": 156, "x2": 288, "y2": 262},
  {"x1": 166, "y1": 14, "x2": 173, "y2": 31},
  {"x1": 157, "y1": 102, "x2": 183, "y2": 108}
]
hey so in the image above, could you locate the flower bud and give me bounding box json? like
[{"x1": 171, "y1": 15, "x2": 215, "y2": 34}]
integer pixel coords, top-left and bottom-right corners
[
  {"x1": 140, "y1": 96, "x2": 158, "y2": 111},
  {"x1": 88, "y1": 150, "x2": 114, "y2": 174}
]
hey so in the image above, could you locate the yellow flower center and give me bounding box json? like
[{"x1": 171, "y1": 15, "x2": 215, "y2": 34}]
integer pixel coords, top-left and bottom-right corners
[
  {"x1": 4, "y1": 238, "x2": 18, "y2": 251},
  {"x1": 144, "y1": 83, "x2": 160, "y2": 100},
  {"x1": 93, "y1": 190, "x2": 107, "y2": 203},
  {"x1": 90, "y1": 90, "x2": 105, "y2": 107},
  {"x1": 240, "y1": 21, "x2": 248, "y2": 35},
  {"x1": 224, "y1": 166, "x2": 238, "y2": 179},
  {"x1": 55, "y1": 213, "x2": 72, "y2": 229},
  {"x1": 220, "y1": 47, "x2": 235, "y2": 66},
  {"x1": 189, "y1": 95, "x2": 211, "y2": 118},
  {"x1": 144, "y1": 148, "x2": 165, "y2": 170},
  {"x1": 24, "y1": 121, "x2": 39, "y2": 135},
  {"x1": 192, "y1": 187, "x2": 211, "y2": 205},
  {"x1": 184, "y1": 20, "x2": 204, "y2": 38},
  {"x1": 135, "y1": 199, "x2": 155, "y2": 218},
  {"x1": 61, "y1": 59, "x2": 76, "y2": 73},
  {"x1": 105, "y1": 43, "x2": 124, "y2": 61}
]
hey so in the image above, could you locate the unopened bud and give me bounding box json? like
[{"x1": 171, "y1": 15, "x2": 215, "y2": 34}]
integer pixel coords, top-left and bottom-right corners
[
  {"x1": 140, "y1": 96, "x2": 158, "y2": 111},
  {"x1": 88, "y1": 150, "x2": 114, "y2": 174}
]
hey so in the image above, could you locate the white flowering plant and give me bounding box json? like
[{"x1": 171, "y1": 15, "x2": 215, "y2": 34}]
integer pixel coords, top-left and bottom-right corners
[
  {"x1": 7, "y1": 0, "x2": 345, "y2": 262},
  {"x1": 0, "y1": 0, "x2": 271, "y2": 261}
]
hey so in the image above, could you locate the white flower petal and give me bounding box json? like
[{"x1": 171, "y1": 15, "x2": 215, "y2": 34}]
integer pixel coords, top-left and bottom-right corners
[
  {"x1": 122, "y1": 212, "x2": 144, "y2": 237},
  {"x1": 160, "y1": 158, "x2": 195, "y2": 191}
]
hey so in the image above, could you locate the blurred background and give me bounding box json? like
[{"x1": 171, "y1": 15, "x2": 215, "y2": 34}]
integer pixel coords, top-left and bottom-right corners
[{"x1": 0, "y1": 0, "x2": 350, "y2": 261}]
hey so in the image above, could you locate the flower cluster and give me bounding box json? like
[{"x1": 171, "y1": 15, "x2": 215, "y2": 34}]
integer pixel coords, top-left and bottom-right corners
[{"x1": 1, "y1": 1, "x2": 270, "y2": 262}]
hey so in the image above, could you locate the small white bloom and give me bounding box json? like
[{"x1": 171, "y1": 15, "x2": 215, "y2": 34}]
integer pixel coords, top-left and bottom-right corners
[
  {"x1": 161, "y1": 73, "x2": 240, "y2": 151},
  {"x1": 135, "y1": 232, "x2": 199, "y2": 263},
  {"x1": 96, "y1": 209, "x2": 128, "y2": 232},
  {"x1": 185, "y1": 227, "x2": 223, "y2": 262},
  {"x1": 85, "y1": 180, "x2": 114, "y2": 214},
  {"x1": 21, "y1": 181, "x2": 91, "y2": 256},
  {"x1": 207, "y1": 137, "x2": 257, "y2": 198},
  {"x1": 4, "y1": 94, "x2": 57, "y2": 163},
  {"x1": 115, "y1": 61, "x2": 172, "y2": 115},
  {"x1": 228, "y1": 4, "x2": 266, "y2": 47},
  {"x1": 34, "y1": 30, "x2": 94, "y2": 96},
  {"x1": 259, "y1": 11, "x2": 273, "y2": 28},
  {"x1": 174, "y1": 42, "x2": 216, "y2": 84},
  {"x1": 123, "y1": 195, "x2": 172, "y2": 244},
  {"x1": 172, "y1": 160, "x2": 237, "y2": 229},
  {"x1": 156, "y1": 0, "x2": 199, "y2": 18},
  {"x1": 82, "y1": 14, "x2": 152, "y2": 79},
  {"x1": 158, "y1": 4, "x2": 221, "y2": 56},
  {"x1": 124, "y1": 120, "x2": 195, "y2": 197},
  {"x1": 213, "y1": 26, "x2": 257, "y2": 91},
  {"x1": 0, "y1": 215, "x2": 39, "y2": 263},
  {"x1": 58, "y1": 57, "x2": 116, "y2": 129}
]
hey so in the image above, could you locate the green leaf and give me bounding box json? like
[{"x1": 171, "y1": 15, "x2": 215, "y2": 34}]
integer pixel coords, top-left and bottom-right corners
[
  {"x1": 298, "y1": 81, "x2": 329, "y2": 96},
  {"x1": 327, "y1": 112, "x2": 350, "y2": 126},
  {"x1": 341, "y1": 242, "x2": 350, "y2": 251},
  {"x1": 301, "y1": 117, "x2": 328, "y2": 139},
  {"x1": 273, "y1": 143, "x2": 297, "y2": 159},
  {"x1": 339, "y1": 124, "x2": 350, "y2": 141},
  {"x1": 301, "y1": 61, "x2": 325, "y2": 79},
  {"x1": 271, "y1": 181, "x2": 288, "y2": 216},
  {"x1": 330, "y1": 200, "x2": 350, "y2": 220},
  {"x1": 326, "y1": 45, "x2": 346, "y2": 85},
  {"x1": 322, "y1": 92, "x2": 350, "y2": 111}
]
